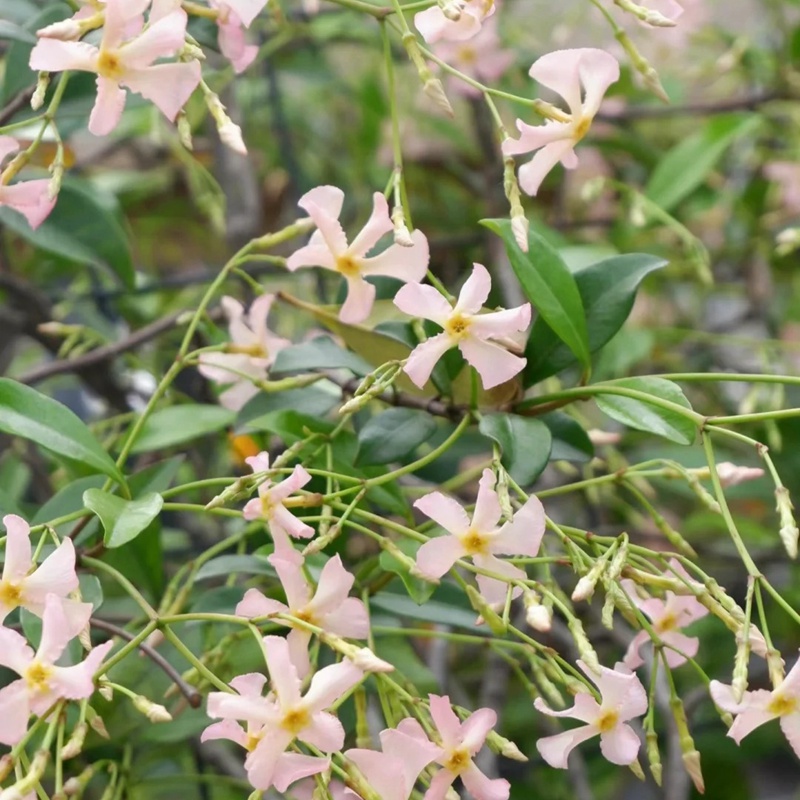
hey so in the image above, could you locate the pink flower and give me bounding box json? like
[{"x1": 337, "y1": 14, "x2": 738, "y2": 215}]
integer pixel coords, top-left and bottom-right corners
[
  {"x1": 286, "y1": 186, "x2": 429, "y2": 324},
  {"x1": 236, "y1": 553, "x2": 369, "y2": 677},
  {"x1": 621, "y1": 566, "x2": 708, "y2": 669},
  {"x1": 432, "y1": 17, "x2": 514, "y2": 98},
  {"x1": 0, "y1": 138, "x2": 56, "y2": 230},
  {"x1": 345, "y1": 718, "x2": 443, "y2": 800},
  {"x1": 0, "y1": 515, "x2": 78, "y2": 623},
  {"x1": 414, "y1": 0, "x2": 496, "y2": 44},
  {"x1": 394, "y1": 264, "x2": 531, "y2": 390},
  {"x1": 534, "y1": 661, "x2": 647, "y2": 768},
  {"x1": 502, "y1": 49, "x2": 620, "y2": 196},
  {"x1": 197, "y1": 294, "x2": 290, "y2": 411},
  {"x1": 710, "y1": 652, "x2": 800, "y2": 757},
  {"x1": 203, "y1": 636, "x2": 363, "y2": 792},
  {"x1": 414, "y1": 468, "x2": 545, "y2": 609},
  {"x1": 211, "y1": 0, "x2": 267, "y2": 73},
  {"x1": 29, "y1": 0, "x2": 201, "y2": 136},
  {"x1": 242, "y1": 452, "x2": 313, "y2": 562},
  {"x1": 0, "y1": 594, "x2": 113, "y2": 746},
  {"x1": 424, "y1": 694, "x2": 509, "y2": 800}
]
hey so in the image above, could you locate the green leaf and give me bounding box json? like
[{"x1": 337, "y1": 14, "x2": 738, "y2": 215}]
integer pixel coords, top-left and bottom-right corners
[
  {"x1": 481, "y1": 218, "x2": 590, "y2": 369},
  {"x1": 272, "y1": 337, "x2": 373, "y2": 376},
  {"x1": 79, "y1": 574, "x2": 103, "y2": 611},
  {"x1": 370, "y1": 591, "x2": 480, "y2": 630},
  {"x1": 646, "y1": 114, "x2": 762, "y2": 212},
  {"x1": 379, "y1": 540, "x2": 436, "y2": 605},
  {"x1": 0, "y1": 178, "x2": 135, "y2": 288},
  {"x1": 0, "y1": 379, "x2": 123, "y2": 482},
  {"x1": 479, "y1": 413, "x2": 553, "y2": 486},
  {"x1": 83, "y1": 489, "x2": 164, "y2": 549},
  {"x1": 595, "y1": 378, "x2": 696, "y2": 445},
  {"x1": 238, "y1": 385, "x2": 340, "y2": 426},
  {"x1": 355, "y1": 409, "x2": 438, "y2": 467},
  {"x1": 194, "y1": 554, "x2": 276, "y2": 582},
  {"x1": 541, "y1": 413, "x2": 595, "y2": 462},
  {"x1": 128, "y1": 405, "x2": 235, "y2": 454},
  {"x1": 0, "y1": 21, "x2": 35, "y2": 44},
  {"x1": 525, "y1": 253, "x2": 668, "y2": 385}
]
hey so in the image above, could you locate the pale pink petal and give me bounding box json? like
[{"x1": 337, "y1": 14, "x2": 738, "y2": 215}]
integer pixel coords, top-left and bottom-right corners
[
  {"x1": 428, "y1": 694, "x2": 461, "y2": 749},
  {"x1": 230, "y1": 672, "x2": 268, "y2": 697},
  {"x1": 662, "y1": 631, "x2": 699, "y2": 668},
  {"x1": 243, "y1": 496, "x2": 265, "y2": 522},
  {"x1": 119, "y1": 10, "x2": 188, "y2": 68},
  {"x1": 322, "y1": 598, "x2": 369, "y2": 640},
  {"x1": 0, "y1": 682, "x2": 30, "y2": 746},
  {"x1": 264, "y1": 635, "x2": 303, "y2": 708},
  {"x1": 599, "y1": 722, "x2": 640, "y2": 765},
  {"x1": 348, "y1": 192, "x2": 393, "y2": 257},
  {"x1": 29, "y1": 39, "x2": 98, "y2": 72},
  {"x1": 779, "y1": 652, "x2": 800, "y2": 694},
  {"x1": 89, "y1": 76, "x2": 127, "y2": 137},
  {"x1": 403, "y1": 334, "x2": 454, "y2": 388},
  {"x1": 22, "y1": 539, "x2": 79, "y2": 610},
  {"x1": 271, "y1": 504, "x2": 314, "y2": 541},
  {"x1": 575, "y1": 49, "x2": 620, "y2": 118},
  {"x1": 49, "y1": 640, "x2": 113, "y2": 700},
  {"x1": 528, "y1": 49, "x2": 586, "y2": 118},
  {"x1": 219, "y1": 17, "x2": 258, "y2": 73},
  {"x1": 622, "y1": 631, "x2": 650, "y2": 670},
  {"x1": 220, "y1": 295, "x2": 250, "y2": 344},
  {"x1": 393, "y1": 282, "x2": 453, "y2": 326},
  {"x1": 122, "y1": 61, "x2": 201, "y2": 121},
  {"x1": 360, "y1": 231, "x2": 430, "y2": 283},
  {"x1": 149, "y1": 0, "x2": 183, "y2": 23},
  {"x1": 728, "y1": 702, "x2": 777, "y2": 744},
  {"x1": 471, "y1": 470, "x2": 503, "y2": 533},
  {"x1": 415, "y1": 493, "x2": 471, "y2": 536},
  {"x1": 200, "y1": 719, "x2": 248, "y2": 747},
  {"x1": 517, "y1": 139, "x2": 579, "y2": 196},
  {"x1": 413, "y1": 7, "x2": 449, "y2": 43},
  {"x1": 454, "y1": 263, "x2": 491, "y2": 315},
  {"x1": 708, "y1": 680, "x2": 750, "y2": 714},
  {"x1": 268, "y1": 464, "x2": 313, "y2": 504},
  {"x1": 273, "y1": 752, "x2": 330, "y2": 793},
  {"x1": 379, "y1": 721, "x2": 443, "y2": 787},
  {"x1": 270, "y1": 527, "x2": 303, "y2": 564},
  {"x1": 246, "y1": 730, "x2": 293, "y2": 790},
  {"x1": 469, "y1": 305, "x2": 532, "y2": 341},
  {"x1": 460, "y1": 707, "x2": 497, "y2": 752},
  {"x1": 197, "y1": 351, "x2": 254, "y2": 384},
  {"x1": 207, "y1": 691, "x2": 275, "y2": 726},
  {"x1": 491, "y1": 496, "x2": 545, "y2": 557},
  {"x1": 37, "y1": 594, "x2": 90, "y2": 664},
  {"x1": 236, "y1": 588, "x2": 288, "y2": 619},
  {"x1": 249, "y1": 292, "x2": 280, "y2": 350},
  {"x1": 473, "y1": 555, "x2": 525, "y2": 608},
  {"x1": 311, "y1": 554, "x2": 355, "y2": 613},
  {"x1": 0, "y1": 180, "x2": 57, "y2": 230},
  {"x1": 2, "y1": 514, "x2": 32, "y2": 581},
  {"x1": 458, "y1": 337, "x2": 526, "y2": 389},
  {"x1": 536, "y1": 724, "x2": 599, "y2": 769},
  {"x1": 0, "y1": 136, "x2": 19, "y2": 164},
  {"x1": 287, "y1": 628, "x2": 312, "y2": 679},
  {"x1": 461, "y1": 763, "x2": 510, "y2": 800},
  {"x1": 297, "y1": 192, "x2": 348, "y2": 257},
  {"x1": 340, "y1": 276, "x2": 377, "y2": 324},
  {"x1": 298, "y1": 185, "x2": 345, "y2": 220},
  {"x1": 246, "y1": 451, "x2": 271, "y2": 474},
  {"x1": 345, "y1": 750, "x2": 406, "y2": 800},
  {"x1": 415, "y1": 536, "x2": 466, "y2": 580},
  {"x1": 103, "y1": 0, "x2": 150, "y2": 49},
  {"x1": 301, "y1": 709, "x2": 345, "y2": 751},
  {"x1": 501, "y1": 120, "x2": 573, "y2": 157},
  {"x1": 780, "y1": 713, "x2": 800, "y2": 758},
  {"x1": 584, "y1": 661, "x2": 648, "y2": 721},
  {"x1": 219, "y1": 380, "x2": 259, "y2": 411},
  {"x1": 534, "y1": 693, "x2": 602, "y2": 724},
  {"x1": 271, "y1": 555, "x2": 313, "y2": 609},
  {"x1": 0, "y1": 627, "x2": 33, "y2": 675},
  {"x1": 286, "y1": 242, "x2": 338, "y2": 271},
  {"x1": 667, "y1": 594, "x2": 708, "y2": 626},
  {"x1": 424, "y1": 768, "x2": 457, "y2": 800},
  {"x1": 225, "y1": 0, "x2": 269, "y2": 27},
  {"x1": 304, "y1": 659, "x2": 363, "y2": 713}
]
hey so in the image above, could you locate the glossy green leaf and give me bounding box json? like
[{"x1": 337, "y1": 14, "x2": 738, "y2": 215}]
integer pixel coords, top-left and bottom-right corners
[
  {"x1": 128, "y1": 405, "x2": 235, "y2": 454},
  {"x1": 595, "y1": 378, "x2": 696, "y2": 445},
  {"x1": 379, "y1": 539, "x2": 436, "y2": 605},
  {"x1": 194, "y1": 554, "x2": 276, "y2": 582},
  {"x1": 0, "y1": 179, "x2": 135, "y2": 288},
  {"x1": 525, "y1": 253, "x2": 668, "y2": 385},
  {"x1": 0, "y1": 21, "x2": 35, "y2": 44},
  {"x1": 355, "y1": 408, "x2": 438, "y2": 467},
  {"x1": 479, "y1": 413, "x2": 553, "y2": 486},
  {"x1": 370, "y1": 591, "x2": 479, "y2": 630},
  {"x1": 541, "y1": 413, "x2": 595, "y2": 463},
  {"x1": 272, "y1": 336, "x2": 372, "y2": 376},
  {"x1": 482, "y1": 218, "x2": 590, "y2": 369},
  {"x1": 83, "y1": 489, "x2": 164, "y2": 549},
  {"x1": 0, "y1": 379, "x2": 123, "y2": 483},
  {"x1": 646, "y1": 114, "x2": 762, "y2": 212},
  {"x1": 238, "y1": 385, "x2": 341, "y2": 427}
]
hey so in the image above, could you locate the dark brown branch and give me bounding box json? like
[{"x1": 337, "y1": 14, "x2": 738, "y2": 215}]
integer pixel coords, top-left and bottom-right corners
[{"x1": 90, "y1": 618, "x2": 202, "y2": 708}]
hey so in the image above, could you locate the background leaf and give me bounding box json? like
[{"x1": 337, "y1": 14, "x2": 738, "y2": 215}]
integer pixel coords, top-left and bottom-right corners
[
  {"x1": 83, "y1": 489, "x2": 164, "y2": 549},
  {"x1": 479, "y1": 413, "x2": 553, "y2": 486},
  {"x1": 128, "y1": 405, "x2": 235, "y2": 455},
  {"x1": 355, "y1": 408, "x2": 438, "y2": 466}
]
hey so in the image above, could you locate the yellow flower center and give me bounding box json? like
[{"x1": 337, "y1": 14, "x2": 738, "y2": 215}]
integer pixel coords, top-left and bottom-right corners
[
  {"x1": 457, "y1": 45, "x2": 477, "y2": 65},
  {"x1": 229, "y1": 343, "x2": 268, "y2": 358},
  {"x1": 595, "y1": 710, "x2": 619, "y2": 733},
  {"x1": 443, "y1": 746, "x2": 471, "y2": 775},
  {"x1": 0, "y1": 580, "x2": 22, "y2": 609},
  {"x1": 245, "y1": 730, "x2": 263, "y2": 751},
  {"x1": 445, "y1": 313, "x2": 472, "y2": 340},
  {"x1": 573, "y1": 115, "x2": 592, "y2": 142},
  {"x1": 655, "y1": 612, "x2": 679, "y2": 633},
  {"x1": 294, "y1": 607, "x2": 318, "y2": 626},
  {"x1": 335, "y1": 254, "x2": 361, "y2": 278},
  {"x1": 460, "y1": 528, "x2": 489, "y2": 556},
  {"x1": 767, "y1": 693, "x2": 798, "y2": 716},
  {"x1": 280, "y1": 707, "x2": 310, "y2": 735},
  {"x1": 261, "y1": 495, "x2": 274, "y2": 518},
  {"x1": 24, "y1": 661, "x2": 53, "y2": 693},
  {"x1": 96, "y1": 49, "x2": 125, "y2": 80}
]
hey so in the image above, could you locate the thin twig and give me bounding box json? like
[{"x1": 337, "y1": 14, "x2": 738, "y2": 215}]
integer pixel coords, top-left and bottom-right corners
[
  {"x1": 597, "y1": 91, "x2": 789, "y2": 121},
  {"x1": 0, "y1": 87, "x2": 36, "y2": 127}
]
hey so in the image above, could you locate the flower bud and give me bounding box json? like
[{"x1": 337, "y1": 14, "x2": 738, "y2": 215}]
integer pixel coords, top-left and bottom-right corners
[
  {"x1": 349, "y1": 647, "x2": 395, "y2": 673},
  {"x1": 775, "y1": 486, "x2": 799, "y2": 558},
  {"x1": 423, "y1": 77, "x2": 455, "y2": 117},
  {"x1": 133, "y1": 695, "x2": 172, "y2": 722},
  {"x1": 465, "y1": 585, "x2": 507, "y2": 635},
  {"x1": 37, "y1": 19, "x2": 82, "y2": 40},
  {"x1": 391, "y1": 204, "x2": 414, "y2": 247},
  {"x1": 646, "y1": 729, "x2": 662, "y2": 786},
  {"x1": 219, "y1": 119, "x2": 247, "y2": 155},
  {"x1": 98, "y1": 683, "x2": 113, "y2": 702},
  {"x1": 177, "y1": 111, "x2": 193, "y2": 150},
  {"x1": 486, "y1": 730, "x2": 528, "y2": 762},
  {"x1": 0, "y1": 750, "x2": 48, "y2": 799},
  {"x1": 441, "y1": 0, "x2": 466, "y2": 20},
  {"x1": 62, "y1": 722, "x2": 87, "y2": 759},
  {"x1": 31, "y1": 72, "x2": 50, "y2": 110},
  {"x1": 568, "y1": 617, "x2": 600, "y2": 674},
  {"x1": 682, "y1": 750, "x2": 705, "y2": 794},
  {"x1": 523, "y1": 591, "x2": 552, "y2": 632},
  {"x1": 715, "y1": 462, "x2": 764, "y2": 487},
  {"x1": 0, "y1": 755, "x2": 13, "y2": 783},
  {"x1": 511, "y1": 214, "x2": 529, "y2": 252}
]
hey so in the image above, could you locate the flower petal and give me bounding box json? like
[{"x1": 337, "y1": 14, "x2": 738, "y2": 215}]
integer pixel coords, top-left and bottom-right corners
[
  {"x1": 297, "y1": 188, "x2": 348, "y2": 256},
  {"x1": 528, "y1": 49, "x2": 586, "y2": 118},
  {"x1": 473, "y1": 555, "x2": 525, "y2": 608},
  {"x1": 533, "y1": 692, "x2": 601, "y2": 723},
  {"x1": 662, "y1": 631, "x2": 699, "y2": 668},
  {"x1": 414, "y1": 535, "x2": 466, "y2": 580},
  {"x1": 264, "y1": 635, "x2": 303, "y2": 707},
  {"x1": 469, "y1": 305, "x2": 531, "y2": 341},
  {"x1": 491, "y1": 495, "x2": 545, "y2": 557},
  {"x1": 360, "y1": 230, "x2": 430, "y2": 283},
  {"x1": 402, "y1": 333, "x2": 454, "y2": 388},
  {"x1": 2, "y1": 514, "x2": 32, "y2": 582},
  {"x1": 0, "y1": 180, "x2": 56, "y2": 229},
  {"x1": 622, "y1": 631, "x2": 650, "y2": 670},
  {"x1": 428, "y1": 694, "x2": 462, "y2": 749},
  {"x1": 0, "y1": 136, "x2": 20, "y2": 164},
  {"x1": 348, "y1": 192, "x2": 393, "y2": 257},
  {"x1": 454, "y1": 263, "x2": 491, "y2": 315},
  {"x1": 599, "y1": 722, "x2": 640, "y2": 765},
  {"x1": 122, "y1": 60, "x2": 201, "y2": 121},
  {"x1": 225, "y1": 0, "x2": 269, "y2": 27},
  {"x1": 89, "y1": 76, "x2": 127, "y2": 137},
  {"x1": 461, "y1": 762, "x2": 510, "y2": 800},
  {"x1": 460, "y1": 707, "x2": 497, "y2": 753},
  {"x1": 236, "y1": 588, "x2": 288, "y2": 620},
  {"x1": 22, "y1": 538, "x2": 79, "y2": 612},
  {"x1": 218, "y1": 16, "x2": 258, "y2": 73},
  {"x1": 576, "y1": 49, "x2": 620, "y2": 118},
  {"x1": 780, "y1": 712, "x2": 800, "y2": 758},
  {"x1": 424, "y1": 768, "x2": 457, "y2": 800},
  {"x1": 286, "y1": 242, "x2": 338, "y2": 271},
  {"x1": 49, "y1": 640, "x2": 113, "y2": 700},
  {"x1": 273, "y1": 752, "x2": 330, "y2": 793},
  {"x1": 415, "y1": 492, "x2": 471, "y2": 536},
  {"x1": 517, "y1": 139, "x2": 578, "y2": 196},
  {"x1": 501, "y1": 120, "x2": 573, "y2": 157},
  {"x1": 287, "y1": 628, "x2": 313, "y2": 679},
  {"x1": 458, "y1": 336, "x2": 526, "y2": 390},
  {"x1": 229, "y1": 672, "x2": 268, "y2": 697},
  {"x1": 582, "y1": 661, "x2": 648, "y2": 721},
  {"x1": 271, "y1": 555, "x2": 313, "y2": 610},
  {"x1": 0, "y1": 627, "x2": 33, "y2": 675},
  {"x1": 346, "y1": 749, "x2": 406, "y2": 800},
  {"x1": 304, "y1": 659, "x2": 363, "y2": 713},
  {"x1": 29, "y1": 39, "x2": 98, "y2": 72},
  {"x1": 120, "y1": 9, "x2": 188, "y2": 68},
  {"x1": 301, "y1": 709, "x2": 345, "y2": 752},
  {"x1": 200, "y1": 719, "x2": 248, "y2": 747},
  {"x1": 393, "y1": 281, "x2": 453, "y2": 325},
  {"x1": 340, "y1": 276, "x2": 377, "y2": 324},
  {"x1": 246, "y1": 730, "x2": 294, "y2": 790},
  {"x1": 37, "y1": 594, "x2": 92, "y2": 664},
  {"x1": 271, "y1": 503, "x2": 314, "y2": 541},
  {"x1": 323, "y1": 597, "x2": 370, "y2": 640},
  {"x1": 471, "y1": 469, "x2": 503, "y2": 534},
  {"x1": 536, "y1": 724, "x2": 599, "y2": 769},
  {"x1": 310, "y1": 554, "x2": 354, "y2": 612},
  {"x1": 0, "y1": 682, "x2": 30, "y2": 746}
]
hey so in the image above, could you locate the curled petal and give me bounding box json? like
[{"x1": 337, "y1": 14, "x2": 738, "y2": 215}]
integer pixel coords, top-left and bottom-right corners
[
  {"x1": 468, "y1": 305, "x2": 531, "y2": 341},
  {"x1": 340, "y1": 276, "x2": 377, "y2": 324},
  {"x1": 263, "y1": 635, "x2": 303, "y2": 708},
  {"x1": 501, "y1": 120, "x2": 572, "y2": 157},
  {"x1": 393, "y1": 282, "x2": 453, "y2": 326},
  {"x1": 360, "y1": 230, "x2": 430, "y2": 283},
  {"x1": 23, "y1": 538, "x2": 79, "y2": 612},
  {"x1": 122, "y1": 60, "x2": 201, "y2": 121},
  {"x1": 270, "y1": 555, "x2": 313, "y2": 610},
  {"x1": 517, "y1": 139, "x2": 578, "y2": 196},
  {"x1": 461, "y1": 762, "x2": 510, "y2": 800},
  {"x1": 492, "y1": 495, "x2": 545, "y2": 557},
  {"x1": 219, "y1": 16, "x2": 258, "y2": 73},
  {"x1": 270, "y1": 503, "x2": 314, "y2": 541},
  {"x1": 268, "y1": 465, "x2": 312, "y2": 504},
  {"x1": 297, "y1": 192, "x2": 348, "y2": 257},
  {"x1": 120, "y1": 10, "x2": 188, "y2": 67},
  {"x1": 403, "y1": 333, "x2": 454, "y2": 388},
  {"x1": 304, "y1": 659, "x2": 363, "y2": 713},
  {"x1": 473, "y1": 555, "x2": 525, "y2": 608},
  {"x1": 348, "y1": 192, "x2": 393, "y2": 257},
  {"x1": 458, "y1": 336, "x2": 526, "y2": 389},
  {"x1": 533, "y1": 693, "x2": 601, "y2": 724},
  {"x1": 536, "y1": 723, "x2": 599, "y2": 769}
]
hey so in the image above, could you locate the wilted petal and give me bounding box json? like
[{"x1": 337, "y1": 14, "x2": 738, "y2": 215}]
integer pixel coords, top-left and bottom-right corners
[
  {"x1": 393, "y1": 282, "x2": 453, "y2": 325},
  {"x1": 123, "y1": 61, "x2": 201, "y2": 121},
  {"x1": 536, "y1": 724, "x2": 599, "y2": 769},
  {"x1": 0, "y1": 681, "x2": 31, "y2": 746},
  {"x1": 360, "y1": 231, "x2": 430, "y2": 283},
  {"x1": 599, "y1": 723, "x2": 640, "y2": 765},
  {"x1": 517, "y1": 139, "x2": 578, "y2": 196},
  {"x1": 458, "y1": 336, "x2": 526, "y2": 389},
  {"x1": 461, "y1": 762, "x2": 510, "y2": 800},
  {"x1": 415, "y1": 537, "x2": 465, "y2": 580},
  {"x1": 491, "y1": 496, "x2": 545, "y2": 557},
  {"x1": 340, "y1": 276, "x2": 377, "y2": 324},
  {"x1": 89, "y1": 76, "x2": 127, "y2": 136}
]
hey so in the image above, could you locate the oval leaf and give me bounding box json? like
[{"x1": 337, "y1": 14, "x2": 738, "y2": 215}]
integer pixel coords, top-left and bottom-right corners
[
  {"x1": 129, "y1": 405, "x2": 235, "y2": 455},
  {"x1": 0, "y1": 379, "x2": 123, "y2": 482},
  {"x1": 525, "y1": 253, "x2": 668, "y2": 385},
  {"x1": 356, "y1": 408, "x2": 438, "y2": 467},
  {"x1": 481, "y1": 218, "x2": 590, "y2": 369},
  {"x1": 83, "y1": 489, "x2": 163, "y2": 549},
  {"x1": 479, "y1": 413, "x2": 553, "y2": 486},
  {"x1": 595, "y1": 378, "x2": 696, "y2": 445}
]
